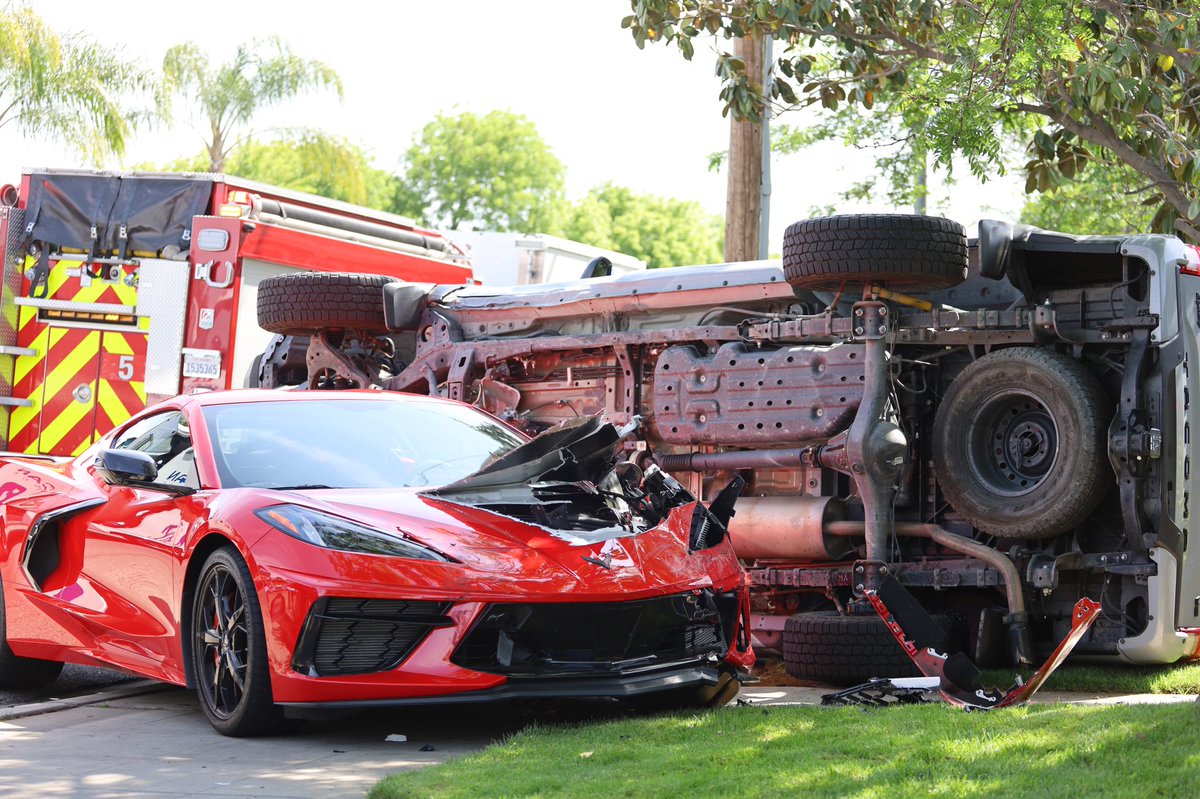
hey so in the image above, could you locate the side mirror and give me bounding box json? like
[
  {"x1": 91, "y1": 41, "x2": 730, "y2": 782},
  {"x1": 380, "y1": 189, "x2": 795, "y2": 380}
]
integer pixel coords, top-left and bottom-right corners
[
  {"x1": 580, "y1": 256, "x2": 612, "y2": 279},
  {"x1": 94, "y1": 449, "x2": 158, "y2": 486},
  {"x1": 977, "y1": 219, "x2": 1014, "y2": 280},
  {"x1": 383, "y1": 282, "x2": 435, "y2": 331}
]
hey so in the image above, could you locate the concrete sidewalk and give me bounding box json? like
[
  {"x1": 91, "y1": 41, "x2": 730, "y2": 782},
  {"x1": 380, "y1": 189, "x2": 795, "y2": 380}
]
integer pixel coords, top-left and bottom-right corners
[
  {"x1": 0, "y1": 687, "x2": 501, "y2": 799},
  {"x1": 1, "y1": 684, "x2": 1195, "y2": 799}
]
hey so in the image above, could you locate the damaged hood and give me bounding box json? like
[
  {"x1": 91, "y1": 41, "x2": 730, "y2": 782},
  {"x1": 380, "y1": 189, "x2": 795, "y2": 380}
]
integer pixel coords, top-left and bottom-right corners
[{"x1": 429, "y1": 415, "x2": 621, "y2": 493}]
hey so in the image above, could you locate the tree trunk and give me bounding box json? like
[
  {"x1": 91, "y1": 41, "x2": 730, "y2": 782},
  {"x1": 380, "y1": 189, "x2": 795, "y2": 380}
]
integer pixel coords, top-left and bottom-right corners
[
  {"x1": 208, "y1": 123, "x2": 225, "y2": 172},
  {"x1": 724, "y1": 32, "x2": 764, "y2": 263}
]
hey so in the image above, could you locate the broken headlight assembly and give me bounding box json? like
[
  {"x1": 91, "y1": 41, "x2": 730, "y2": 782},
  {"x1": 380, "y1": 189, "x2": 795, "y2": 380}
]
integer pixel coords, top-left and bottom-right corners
[{"x1": 255, "y1": 505, "x2": 449, "y2": 560}]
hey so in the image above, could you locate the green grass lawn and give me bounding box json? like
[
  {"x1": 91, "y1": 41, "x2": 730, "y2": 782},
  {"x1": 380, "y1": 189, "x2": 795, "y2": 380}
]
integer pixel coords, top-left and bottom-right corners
[
  {"x1": 369, "y1": 701, "x2": 1200, "y2": 799},
  {"x1": 980, "y1": 661, "x2": 1200, "y2": 695}
]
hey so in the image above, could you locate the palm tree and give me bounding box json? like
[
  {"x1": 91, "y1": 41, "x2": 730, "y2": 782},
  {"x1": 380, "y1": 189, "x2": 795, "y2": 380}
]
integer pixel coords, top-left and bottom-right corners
[
  {"x1": 162, "y1": 37, "x2": 343, "y2": 172},
  {"x1": 0, "y1": 4, "x2": 151, "y2": 161}
]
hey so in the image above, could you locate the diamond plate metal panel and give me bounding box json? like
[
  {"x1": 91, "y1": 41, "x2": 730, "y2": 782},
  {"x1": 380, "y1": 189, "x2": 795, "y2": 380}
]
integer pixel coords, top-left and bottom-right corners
[
  {"x1": 137, "y1": 258, "x2": 190, "y2": 396},
  {"x1": 1, "y1": 207, "x2": 25, "y2": 349}
]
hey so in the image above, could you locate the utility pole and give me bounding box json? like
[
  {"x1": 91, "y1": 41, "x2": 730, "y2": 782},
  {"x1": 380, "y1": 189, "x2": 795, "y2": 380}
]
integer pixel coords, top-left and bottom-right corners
[{"x1": 724, "y1": 31, "x2": 764, "y2": 263}]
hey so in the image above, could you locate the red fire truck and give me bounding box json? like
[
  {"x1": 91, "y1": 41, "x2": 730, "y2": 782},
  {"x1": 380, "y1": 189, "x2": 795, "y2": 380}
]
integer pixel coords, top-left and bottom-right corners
[{"x1": 0, "y1": 169, "x2": 471, "y2": 456}]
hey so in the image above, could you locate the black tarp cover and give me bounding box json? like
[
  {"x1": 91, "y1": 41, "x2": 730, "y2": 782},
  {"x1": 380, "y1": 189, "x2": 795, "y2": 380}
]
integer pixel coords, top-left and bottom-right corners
[{"x1": 22, "y1": 172, "x2": 214, "y2": 256}]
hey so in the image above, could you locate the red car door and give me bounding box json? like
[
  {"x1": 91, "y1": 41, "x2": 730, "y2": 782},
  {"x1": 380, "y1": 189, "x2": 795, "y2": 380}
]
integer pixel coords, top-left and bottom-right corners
[
  {"x1": 74, "y1": 409, "x2": 204, "y2": 682},
  {"x1": 9, "y1": 409, "x2": 206, "y2": 683}
]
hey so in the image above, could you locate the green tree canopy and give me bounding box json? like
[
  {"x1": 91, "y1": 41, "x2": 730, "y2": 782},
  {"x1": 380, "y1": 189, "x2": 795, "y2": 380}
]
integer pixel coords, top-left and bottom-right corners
[
  {"x1": 162, "y1": 37, "x2": 342, "y2": 172},
  {"x1": 153, "y1": 129, "x2": 396, "y2": 210},
  {"x1": 1020, "y1": 159, "x2": 1153, "y2": 235},
  {"x1": 0, "y1": 3, "x2": 151, "y2": 160},
  {"x1": 626, "y1": 1, "x2": 1200, "y2": 240},
  {"x1": 393, "y1": 110, "x2": 566, "y2": 232},
  {"x1": 559, "y1": 183, "x2": 724, "y2": 268}
]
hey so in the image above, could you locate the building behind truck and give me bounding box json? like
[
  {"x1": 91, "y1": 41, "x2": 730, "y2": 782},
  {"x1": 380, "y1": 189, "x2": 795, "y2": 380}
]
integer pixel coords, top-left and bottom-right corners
[
  {"x1": 0, "y1": 169, "x2": 471, "y2": 456},
  {"x1": 451, "y1": 231, "x2": 645, "y2": 286}
]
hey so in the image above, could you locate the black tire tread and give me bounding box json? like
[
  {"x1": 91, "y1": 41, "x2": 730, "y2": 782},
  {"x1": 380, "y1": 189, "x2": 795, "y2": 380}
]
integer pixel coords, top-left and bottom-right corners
[
  {"x1": 932, "y1": 347, "x2": 1110, "y2": 539},
  {"x1": 257, "y1": 272, "x2": 395, "y2": 335},
  {"x1": 782, "y1": 214, "x2": 967, "y2": 291},
  {"x1": 782, "y1": 610, "x2": 961, "y2": 686},
  {"x1": 193, "y1": 547, "x2": 298, "y2": 737}
]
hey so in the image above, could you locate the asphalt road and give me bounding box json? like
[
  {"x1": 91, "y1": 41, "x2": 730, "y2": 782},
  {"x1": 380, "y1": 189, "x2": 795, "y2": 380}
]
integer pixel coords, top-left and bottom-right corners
[{"x1": 0, "y1": 664, "x2": 137, "y2": 707}]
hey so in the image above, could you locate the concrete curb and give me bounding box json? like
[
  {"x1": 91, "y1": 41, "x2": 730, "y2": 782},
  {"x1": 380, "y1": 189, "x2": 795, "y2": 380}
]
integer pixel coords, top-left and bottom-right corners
[{"x1": 0, "y1": 679, "x2": 169, "y2": 721}]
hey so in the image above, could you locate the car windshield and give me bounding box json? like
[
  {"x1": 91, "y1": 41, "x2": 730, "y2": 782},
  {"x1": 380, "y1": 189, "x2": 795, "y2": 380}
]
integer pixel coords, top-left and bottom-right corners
[{"x1": 202, "y1": 398, "x2": 526, "y2": 490}]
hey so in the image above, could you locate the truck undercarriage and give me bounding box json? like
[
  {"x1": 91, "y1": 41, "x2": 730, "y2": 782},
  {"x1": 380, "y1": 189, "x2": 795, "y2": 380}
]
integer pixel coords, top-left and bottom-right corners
[{"x1": 257, "y1": 215, "x2": 1200, "y2": 680}]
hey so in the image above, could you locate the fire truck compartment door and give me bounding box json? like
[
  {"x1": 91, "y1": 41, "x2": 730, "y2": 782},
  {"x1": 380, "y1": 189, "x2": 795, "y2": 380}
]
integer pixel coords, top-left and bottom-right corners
[{"x1": 36, "y1": 327, "x2": 102, "y2": 456}]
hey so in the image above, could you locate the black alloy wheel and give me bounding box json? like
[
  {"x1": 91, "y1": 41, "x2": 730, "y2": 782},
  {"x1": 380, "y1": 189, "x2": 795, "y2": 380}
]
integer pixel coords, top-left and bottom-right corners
[
  {"x1": 196, "y1": 559, "x2": 250, "y2": 721},
  {"x1": 191, "y1": 547, "x2": 298, "y2": 736}
]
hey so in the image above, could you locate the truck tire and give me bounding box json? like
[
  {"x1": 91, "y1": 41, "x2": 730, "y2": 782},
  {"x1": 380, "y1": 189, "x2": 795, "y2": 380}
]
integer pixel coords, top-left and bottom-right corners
[
  {"x1": 782, "y1": 215, "x2": 967, "y2": 291},
  {"x1": 932, "y1": 347, "x2": 1110, "y2": 539},
  {"x1": 782, "y1": 610, "x2": 963, "y2": 686},
  {"x1": 257, "y1": 272, "x2": 396, "y2": 336}
]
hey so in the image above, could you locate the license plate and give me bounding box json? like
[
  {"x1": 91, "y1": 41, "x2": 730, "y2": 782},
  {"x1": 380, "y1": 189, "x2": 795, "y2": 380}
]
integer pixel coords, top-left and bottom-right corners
[{"x1": 182, "y1": 350, "x2": 222, "y2": 379}]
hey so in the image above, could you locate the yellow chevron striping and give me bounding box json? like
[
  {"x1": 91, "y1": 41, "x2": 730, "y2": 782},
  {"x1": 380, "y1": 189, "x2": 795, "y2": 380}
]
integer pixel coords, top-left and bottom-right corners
[
  {"x1": 21, "y1": 257, "x2": 142, "y2": 307},
  {"x1": 42, "y1": 330, "x2": 101, "y2": 403},
  {"x1": 46, "y1": 259, "x2": 71, "y2": 298},
  {"x1": 7, "y1": 377, "x2": 43, "y2": 441},
  {"x1": 111, "y1": 277, "x2": 138, "y2": 306},
  {"x1": 13, "y1": 324, "x2": 48, "y2": 384},
  {"x1": 17, "y1": 303, "x2": 38, "y2": 335},
  {"x1": 96, "y1": 379, "x2": 132, "y2": 429},
  {"x1": 38, "y1": 391, "x2": 94, "y2": 454},
  {"x1": 102, "y1": 333, "x2": 135, "y2": 357}
]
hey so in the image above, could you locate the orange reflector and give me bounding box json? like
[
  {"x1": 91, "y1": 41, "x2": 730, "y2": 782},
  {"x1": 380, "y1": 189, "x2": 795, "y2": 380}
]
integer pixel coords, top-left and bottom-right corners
[
  {"x1": 266, "y1": 510, "x2": 299, "y2": 534},
  {"x1": 42, "y1": 309, "x2": 137, "y2": 325},
  {"x1": 217, "y1": 203, "x2": 246, "y2": 218}
]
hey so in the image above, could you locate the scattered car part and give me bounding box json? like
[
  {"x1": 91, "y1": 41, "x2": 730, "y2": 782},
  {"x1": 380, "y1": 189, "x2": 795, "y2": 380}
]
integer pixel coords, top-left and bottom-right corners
[{"x1": 865, "y1": 575, "x2": 1101, "y2": 710}]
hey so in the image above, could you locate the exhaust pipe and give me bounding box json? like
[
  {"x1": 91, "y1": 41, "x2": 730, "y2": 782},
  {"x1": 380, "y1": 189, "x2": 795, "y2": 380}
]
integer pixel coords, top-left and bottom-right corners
[{"x1": 827, "y1": 520, "x2": 1034, "y2": 665}]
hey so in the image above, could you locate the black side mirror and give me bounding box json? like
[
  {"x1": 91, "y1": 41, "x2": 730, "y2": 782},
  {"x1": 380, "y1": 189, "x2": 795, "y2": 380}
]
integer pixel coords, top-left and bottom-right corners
[
  {"x1": 383, "y1": 282, "x2": 435, "y2": 331},
  {"x1": 977, "y1": 219, "x2": 1014, "y2": 280},
  {"x1": 94, "y1": 449, "x2": 158, "y2": 486},
  {"x1": 580, "y1": 256, "x2": 612, "y2": 279}
]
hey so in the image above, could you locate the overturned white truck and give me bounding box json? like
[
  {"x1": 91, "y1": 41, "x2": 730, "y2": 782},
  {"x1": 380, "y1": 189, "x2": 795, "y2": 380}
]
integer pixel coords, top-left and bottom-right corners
[{"x1": 256, "y1": 215, "x2": 1200, "y2": 682}]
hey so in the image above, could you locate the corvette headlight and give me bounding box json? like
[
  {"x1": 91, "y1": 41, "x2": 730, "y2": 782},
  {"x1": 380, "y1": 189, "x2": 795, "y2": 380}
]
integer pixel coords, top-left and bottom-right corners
[{"x1": 255, "y1": 505, "x2": 449, "y2": 561}]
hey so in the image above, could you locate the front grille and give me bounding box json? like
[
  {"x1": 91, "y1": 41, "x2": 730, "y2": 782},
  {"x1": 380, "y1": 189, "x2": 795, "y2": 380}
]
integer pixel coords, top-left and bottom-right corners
[
  {"x1": 451, "y1": 590, "x2": 738, "y2": 677},
  {"x1": 292, "y1": 598, "x2": 452, "y2": 677}
]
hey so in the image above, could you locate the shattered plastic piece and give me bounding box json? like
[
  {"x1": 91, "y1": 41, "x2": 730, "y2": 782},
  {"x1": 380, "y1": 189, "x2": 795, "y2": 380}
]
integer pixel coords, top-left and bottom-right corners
[
  {"x1": 866, "y1": 575, "x2": 1102, "y2": 710},
  {"x1": 579, "y1": 751, "x2": 594, "y2": 758},
  {"x1": 385, "y1": 734, "x2": 408, "y2": 743},
  {"x1": 821, "y1": 678, "x2": 937, "y2": 707},
  {"x1": 419, "y1": 744, "x2": 436, "y2": 752}
]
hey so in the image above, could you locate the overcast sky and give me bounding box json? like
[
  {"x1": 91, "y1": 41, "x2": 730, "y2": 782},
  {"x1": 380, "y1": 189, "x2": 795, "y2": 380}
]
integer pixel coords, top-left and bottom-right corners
[{"x1": 5, "y1": 1, "x2": 1026, "y2": 251}]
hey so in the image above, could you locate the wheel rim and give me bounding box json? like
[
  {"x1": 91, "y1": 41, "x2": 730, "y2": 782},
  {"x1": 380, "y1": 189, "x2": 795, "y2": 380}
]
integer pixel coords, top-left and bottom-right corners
[
  {"x1": 196, "y1": 564, "x2": 249, "y2": 720},
  {"x1": 967, "y1": 390, "x2": 1059, "y2": 497}
]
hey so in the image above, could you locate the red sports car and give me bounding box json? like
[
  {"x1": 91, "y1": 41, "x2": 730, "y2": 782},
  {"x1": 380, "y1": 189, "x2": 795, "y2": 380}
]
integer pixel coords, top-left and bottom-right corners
[{"x1": 0, "y1": 391, "x2": 753, "y2": 735}]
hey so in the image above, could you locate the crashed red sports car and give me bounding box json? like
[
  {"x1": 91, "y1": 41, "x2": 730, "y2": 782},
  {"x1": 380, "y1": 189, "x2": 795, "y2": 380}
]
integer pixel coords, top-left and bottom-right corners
[{"x1": 0, "y1": 390, "x2": 753, "y2": 735}]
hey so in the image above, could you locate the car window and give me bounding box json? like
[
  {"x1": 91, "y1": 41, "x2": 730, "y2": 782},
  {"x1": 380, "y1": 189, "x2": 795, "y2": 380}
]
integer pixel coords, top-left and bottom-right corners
[
  {"x1": 112, "y1": 410, "x2": 200, "y2": 490},
  {"x1": 202, "y1": 399, "x2": 525, "y2": 490}
]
